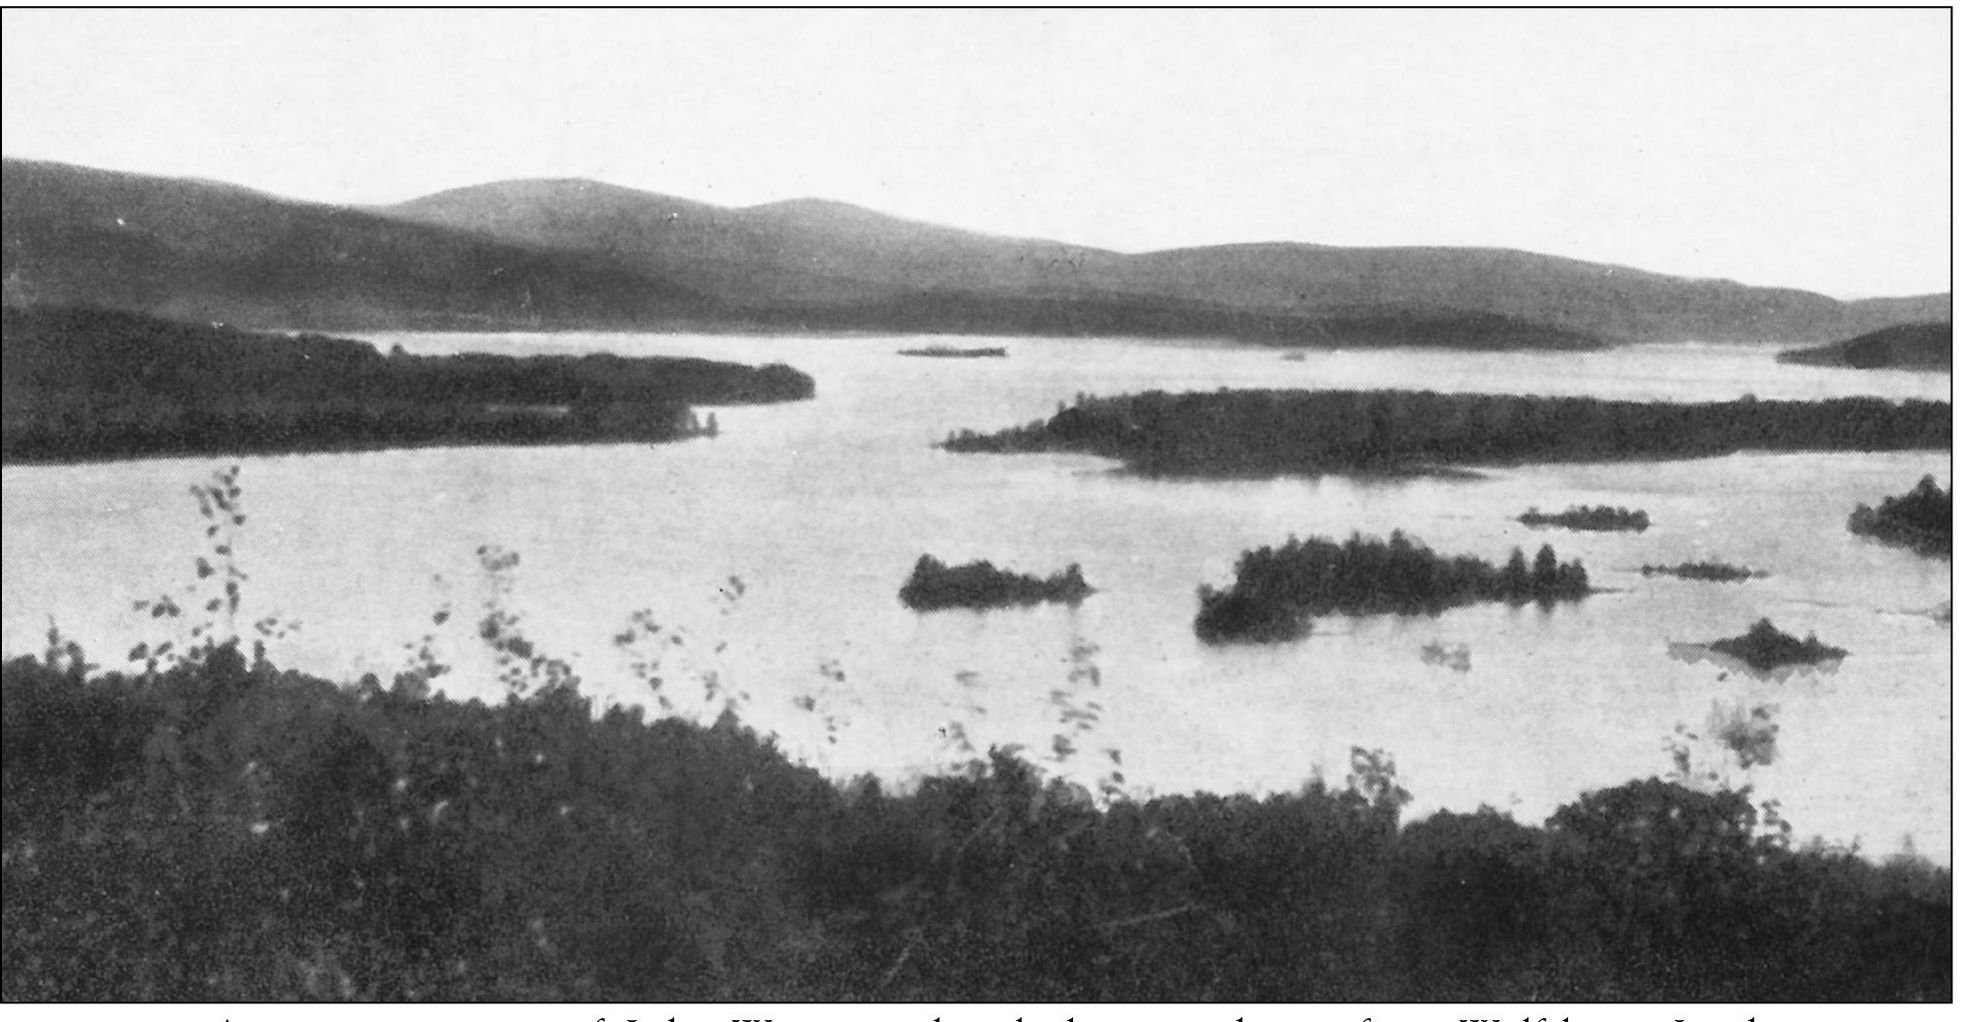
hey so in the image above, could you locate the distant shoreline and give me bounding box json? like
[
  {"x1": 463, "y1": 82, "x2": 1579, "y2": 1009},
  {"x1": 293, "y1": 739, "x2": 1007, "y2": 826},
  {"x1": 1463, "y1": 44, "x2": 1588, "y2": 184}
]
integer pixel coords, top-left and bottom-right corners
[
  {"x1": 0, "y1": 430, "x2": 709, "y2": 469},
  {"x1": 1777, "y1": 322, "x2": 1950, "y2": 373}
]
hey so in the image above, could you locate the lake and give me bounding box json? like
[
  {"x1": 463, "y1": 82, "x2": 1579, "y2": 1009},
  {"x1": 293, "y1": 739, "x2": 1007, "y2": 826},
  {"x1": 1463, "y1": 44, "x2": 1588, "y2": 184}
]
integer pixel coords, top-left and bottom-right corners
[{"x1": 1, "y1": 335, "x2": 1951, "y2": 861}]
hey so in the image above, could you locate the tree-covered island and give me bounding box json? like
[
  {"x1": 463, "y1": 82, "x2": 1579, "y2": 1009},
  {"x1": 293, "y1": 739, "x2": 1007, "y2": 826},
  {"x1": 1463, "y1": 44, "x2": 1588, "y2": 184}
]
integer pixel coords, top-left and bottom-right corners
[
  {"x1": 1195, "y1": 532, "x2": 1588, "y2": 644},
  {"x1": 899, "y1": 554, "x2": 1094, "y2": 611},
  {"x1": 1519, "y1": 505, "x2": 1651, "y2": 532},
  {"x1": 942, "y1": 389, "x2": 1951, "y2": 478},
  {"x1": 1, "y1": 305, "x2": 815, "y2": 464},
  {"x1": 1848, "y1": 475, "x2": 1951, "y2": 557},
  {"x1": 1704, "y1": 618, "x2": 1848, "y2": 673},
  {"x1": 898, "y1": 344, "x2": 1009, "y2": 358},
  {"x1": 1639, "y1": 561, "x2": 1765, "y2": 583}
]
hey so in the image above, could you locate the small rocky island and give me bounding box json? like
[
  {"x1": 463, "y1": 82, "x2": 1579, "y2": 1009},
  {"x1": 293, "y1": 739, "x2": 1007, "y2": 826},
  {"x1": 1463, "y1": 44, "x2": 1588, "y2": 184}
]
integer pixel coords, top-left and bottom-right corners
[
  {"x1": 899, "y1": 554, "x2": 1093, "y2": 611},
  {"x1": 1195, "y1": 531, "x2": 1589, "y2": 644},
  {"x1": 1849, "y1": 475, "x2": 1950, "y2": 557},
  {"x1": 1519, "y1": 505, "x2": 1651, "y2": 532},
  {"x1": 1706, "y1": 618, "x2": 1847, "y2": 672},
  {"x1": 1640, "y1": 561, "x2": 1765, "y2": 583},
  {"x1": 898, "y1": 345, "x2": 1009, "y2": 359}
]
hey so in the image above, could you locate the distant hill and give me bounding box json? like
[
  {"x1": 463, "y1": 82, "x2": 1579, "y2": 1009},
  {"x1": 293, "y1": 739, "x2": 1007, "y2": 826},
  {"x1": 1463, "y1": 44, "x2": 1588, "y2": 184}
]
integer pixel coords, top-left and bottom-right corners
[
  {"x1": 1777, "y1": 322, "x2": 1951, "y2": 371},
  {"x1": 1097, "y1": 243, "x2": 1937, "y2": 346},
  {"x1": 2, "y1": 158, "x2": 1948, "y2": 347},
  {"x1": 386, "y1": 179, "x2": 1106, "y2": 307},
  {"x1": 386, "y1": 176, "x2": 1944, "y2": 346},
  {"x1": 1844, "y1": 293, "x2": 1952, "y2": 324},
  {"x1": 1, "y1": 160, "x2": 709, "y2": 331}
]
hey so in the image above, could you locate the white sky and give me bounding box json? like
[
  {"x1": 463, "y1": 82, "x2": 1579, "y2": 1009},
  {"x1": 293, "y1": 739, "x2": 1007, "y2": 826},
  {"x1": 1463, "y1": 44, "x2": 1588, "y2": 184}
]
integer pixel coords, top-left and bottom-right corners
[{"x1": 0, "y1": 9, "x2": 1950, "y2": 298}]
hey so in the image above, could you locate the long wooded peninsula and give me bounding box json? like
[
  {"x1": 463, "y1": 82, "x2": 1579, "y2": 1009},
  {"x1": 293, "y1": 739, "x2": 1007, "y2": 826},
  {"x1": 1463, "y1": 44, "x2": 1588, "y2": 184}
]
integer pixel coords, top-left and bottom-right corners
[
  {"x1": 942, "y1": 389, "x2": 1951, "y2": 478},
  {"x1": 0, "y1": 305, "x2": 815, "y2": 465}
]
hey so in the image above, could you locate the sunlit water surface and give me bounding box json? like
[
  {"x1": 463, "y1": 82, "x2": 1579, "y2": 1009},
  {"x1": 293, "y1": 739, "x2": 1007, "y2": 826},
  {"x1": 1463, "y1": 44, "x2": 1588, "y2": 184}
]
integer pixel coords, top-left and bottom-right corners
[{"x1": 2, "y1": 335, "x2": 1950, "y2": 861}]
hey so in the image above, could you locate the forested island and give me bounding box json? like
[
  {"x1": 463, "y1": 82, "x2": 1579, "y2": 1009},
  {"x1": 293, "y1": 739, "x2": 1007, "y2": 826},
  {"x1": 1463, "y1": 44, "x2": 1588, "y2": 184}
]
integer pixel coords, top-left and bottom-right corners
[
  {"x1": 0, "y1": 305, "x2": 815, "y2": 464},
  {"x1": 3, "y1": 637, "x2": 1946, "y2": 1001},
  {"x1": 1848, "y1": 475, "x2": 1951, "y2": 557},
  {"x1": 898, "y1": 344, "x2": 1009, "y2": 358},
  {"x1": 1705, "y1": 618, "x2": 1848, "y2": 672},
  {"x1": 1195, "y1": 532, "x2": 1589, "y2": 643},
  {"x1": 1519, "y1": 505, "x2": 1651, "y2": 532},
  {"x1": 898, "y1": 554, "x2": 1093, "y2": 611},
  {"x1": 1778, "y1": 322, "x2": 1951, "y2": 372},
  {"x1": 1640, "y1": 561, "x2": 1765, "y2": 583},
  {"x1": 942, "y1": 389, "x2": 1951, "y2": 478}
]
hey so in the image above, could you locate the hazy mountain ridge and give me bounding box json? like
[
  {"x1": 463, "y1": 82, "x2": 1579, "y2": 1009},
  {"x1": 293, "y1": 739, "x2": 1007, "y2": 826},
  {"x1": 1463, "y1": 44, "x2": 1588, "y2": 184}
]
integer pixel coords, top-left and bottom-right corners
[
  {"x1": 1107, "y1": 244, "x2": 1866, "y2": 344},
  {"x1": 387, "y1": 174, "x2": 1945, "y2": 344},
  {"x1": 1844, "y1": 293, "x2": 1951, "y2": 324},
  {"x1": 2, "y1": 158, "x2": 1947, "y2": 345},
  {"x1": 386, "y1": 178, "x2": 1112, "y2": 306},
  {"x1": 3, "y1": 160, "x2": 711, "y2": 330}
]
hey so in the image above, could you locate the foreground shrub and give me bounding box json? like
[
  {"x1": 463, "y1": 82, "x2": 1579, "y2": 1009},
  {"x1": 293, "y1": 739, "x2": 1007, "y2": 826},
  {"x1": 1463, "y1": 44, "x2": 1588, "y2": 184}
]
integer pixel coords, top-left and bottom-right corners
[{"x1": 0, "y1": 649, "x2": 1950, "y2": 1001}]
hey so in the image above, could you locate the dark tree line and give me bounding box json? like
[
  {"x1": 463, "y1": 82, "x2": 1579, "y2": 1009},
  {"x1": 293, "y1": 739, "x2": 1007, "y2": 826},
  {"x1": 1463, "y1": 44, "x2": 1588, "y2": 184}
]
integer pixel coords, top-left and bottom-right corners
[
  {"x1": 898, "y1": 554, "x2": 1093, "y2": 611},
  {"x1": 1848, "y1": 475, "x2": 1950, "y2": 557},
  {"x1": 1520, "y1": 504, "x2": 1651, "y2": 532},
  {"x1": 897, "y1": 345, "x2": 1008, "y2": 358},
  {"x1": 2, "y1": 645, "x2": 1947, "y2": 1001},
  {"x1": 742, "y1": 292, "x2": 1603, "y2": 352},
  {"x1": 944, "y1": 388, "x2": 1951, "y2": 478},
  {"x1": 1, "y1": 402, "x2": 715, "y2": 464},
  {"x1": 1195, "y1": 531, "x2": 1589, "y2": 643},
  {"x1": 1, "y1": 305, "x2": 815, "y2": 464},
  {"x1": 1640, "y1": 561, "x2": 1763, "y2": 583}
]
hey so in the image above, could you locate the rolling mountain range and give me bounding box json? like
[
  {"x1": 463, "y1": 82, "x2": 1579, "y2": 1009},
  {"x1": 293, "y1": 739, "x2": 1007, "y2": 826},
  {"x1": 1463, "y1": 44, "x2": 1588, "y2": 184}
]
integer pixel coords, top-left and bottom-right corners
[{"x1": 2, "y1": 158, "x2": 1948, "y2": 346}]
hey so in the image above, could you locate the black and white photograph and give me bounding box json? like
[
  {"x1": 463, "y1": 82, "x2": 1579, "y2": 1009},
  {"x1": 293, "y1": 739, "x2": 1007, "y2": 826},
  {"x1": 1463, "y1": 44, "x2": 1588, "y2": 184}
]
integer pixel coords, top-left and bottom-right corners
[{"x1": 0, "y1": 9, "x2": 1952, "y2": 1010}]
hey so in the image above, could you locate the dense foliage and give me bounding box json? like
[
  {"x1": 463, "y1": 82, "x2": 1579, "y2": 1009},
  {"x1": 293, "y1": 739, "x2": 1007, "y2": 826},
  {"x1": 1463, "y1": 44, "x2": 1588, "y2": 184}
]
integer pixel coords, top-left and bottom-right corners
[
  {"x1": 1519, "y1": 505, "x2": 1650, "y2": 532},
  {"x1": 2, "y1": 645, "x2": 1949, "y2": 1002},
  {"x1": 1849, "y1": 475, "x2": 1951, "y2": 557},
  {"x1": 0, "y1": 305, "x2": 814, "y2": 464},
  {"x1": 1706, "y1": 618, "x2": 1848, "y2": 673},
  {"x1": 898, "y1": 555, "x2": 1093, "y2": 611},
  {"x1": 1640, "y1": 561, "x2": 1764, "y2": 583},
  {"x1": 942, "y1": 389, "x2": 1951, "y2": 478},
  {"x1": 1195, "y1": 532, "x2": 1588, "y2": 644}
]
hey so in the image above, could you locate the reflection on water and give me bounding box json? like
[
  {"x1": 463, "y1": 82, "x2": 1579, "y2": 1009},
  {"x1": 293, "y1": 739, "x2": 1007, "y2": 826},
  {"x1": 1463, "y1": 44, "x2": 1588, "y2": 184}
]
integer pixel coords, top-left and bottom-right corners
[
  {"x1": 0, "y1": 334, "x2": 1951, "y2": 861},
  {"x1": 1666, "y1": 641, "x2": 1849, "y2": 682},
  {"x1": 1418, "y1": 641, "x2": 1473, "y2": 673}
]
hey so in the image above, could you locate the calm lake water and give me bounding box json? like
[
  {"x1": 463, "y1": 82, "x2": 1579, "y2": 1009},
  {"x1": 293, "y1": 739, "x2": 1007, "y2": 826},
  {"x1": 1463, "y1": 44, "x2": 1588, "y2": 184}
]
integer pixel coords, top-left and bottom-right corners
[{"x1": 1, "y1": 335, "x2": 1951, "y2": 861}]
